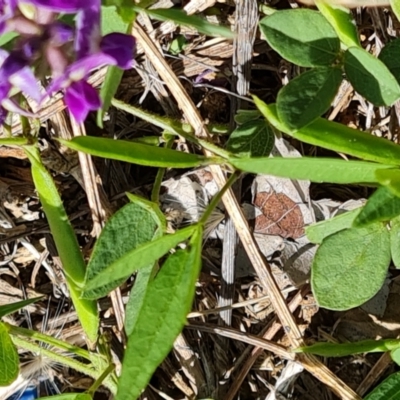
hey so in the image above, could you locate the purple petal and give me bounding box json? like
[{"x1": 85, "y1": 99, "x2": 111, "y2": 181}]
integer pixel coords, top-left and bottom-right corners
[
  {"x1": 2, "y1": 98, "x2": 36, "y2": 117},
  {"x1": 48, "y1": 21, "x2": 74, "y2": 45},
  {"x1": 24, "y1": 0, "x2": 99, "y2": 12},
  {"x1": 0, "y1": 82, "x2": 10, "y2": 101},
  {"x1": 75, "y1": 6, "x2": 101, "y2": 59},
  {"x1": 100, "y1": 33, "x2": 135, "y2": 70},
  {"x1": 67, "y1": 52, "x2": 116, "y2": 80},
  {"x1": 0, "y1": 52, "x2": 27, "y2": 79},
  {"x1": 9, "y1": 66, "x2": 41, "y2": 102},
  {"x1": 65, "y1": 80, "x2": 101, "y2": 123},
  {"x1": 45, "y1": 73, "x2": 69, "y2": 96}
]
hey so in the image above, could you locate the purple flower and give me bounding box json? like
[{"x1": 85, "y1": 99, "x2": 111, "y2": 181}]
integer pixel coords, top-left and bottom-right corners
[
  {"x1": 45, "y1": 37, "x2": 134, "y2": 123},
  {"x1": 0, "y1": 0, "x2": 135, "y2": 124},
  {"x1": 0, "y1": 50, "x2": 40, "y2": 123}
]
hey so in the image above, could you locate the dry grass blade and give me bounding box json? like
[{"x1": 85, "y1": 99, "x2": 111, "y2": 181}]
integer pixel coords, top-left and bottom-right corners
[
  {"x1": 132, "y1": 21, "x2": 361, "y2": 400},
  {"x1": 187, "y1": 322, "x2": 294, "y2": 359}
]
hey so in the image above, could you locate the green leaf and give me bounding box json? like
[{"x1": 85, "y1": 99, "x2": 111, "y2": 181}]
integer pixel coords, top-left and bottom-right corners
[
  {"x1": 353, "y1": 187, "x2": 400, "y2": 227},
  {"x1": 116, "y1": 226, "x2": 203, "y2": 400},
  {"x1": 379, "y1": 38, "x2": 400, "y2": 85},
  {"x1": 102, "y1": 0, "x2": 136, "y2": 23},
  {"x1": 230, "y1": 156, "x2": 391, "y2": 184},
  {"x1": 59, "y1": 137, "x2": 215, "y2": 168},
  {"x1": 124, "y1": 265, "x2": 154, "y2": 336},
  {"x1": 83, "y1": 201, "x2": 163, "y2": 300},
  {"x1": 24, "y1": 146, "x2": 99, "y2": 344},
  {"x1": 391, "y1": 348, "x2": 400, "y2": 365},
  {"x1": 124, "y1": 193, "x2": 166, "y2": 336},
  {"x1": 134, "y1": 7, "x2": 234, "y2": 39},
  {"x1": 97, "y1": 67, "x2": 124, "y2": 128},
  {"x1": 364, "y1": 372, "x2": 400, "y2": 400},
  {"x1": 295, "y1": 338, "x2": 400, "y2": 357},
  {"x1": 311, "y1": 223, "x2": 391, "y2": 310},
  {"x1": 376, "y1": 168, "x2": 400, "y2": 198},
  {"x1": 0, "y1": 32, "x2": 18, "y2": 47},
  {"x1": 226, "y1": 119, "x2": 275, "y2": 157},
  {"x1": 277, "y1": 67, "x2": 342, "y2": 130},
  {"x1": 0, "y1": 322, "x2": 18, "y2": 386},
  {"x1": 234, "y1": 109, "x2": 261, "y2": 125},
  {"x1": 101, "y1": 5, "x2": 129, "y2": 35},
  {"x1": 0, "y1": 297, "x2": 43, "y2": 319},
  {"x1": 315, "y1": 0, "x2": 360, "y2": 49},
  {"x1": 344, "y1": 47, "x2": 400, "y2": 106},
  {"x1": 390, "y1": 0, "x2": 400, "y2": 30},
  {"x1": 0, "y1": 137, "x2": 28, "y2": 146},
  {"x1": 125, "y1": 192, "x2": 167, "y2": 232},
  {"x1": 390, "y1": 215, "x2": 400, "y2": 268},
  {"x1": 82, "y1": 225, "x2": 197, "y2": 298},
  {"x1": 254, "y1": 99, "x2": 400, "y2": 166},
  {"x1": 169, "y1": 35, "x2": 187, "y2": 55},
  {"x1": 306, "y1": 208, "x2": 361, "y2": 244},
  {"x1": 259, "y1": 9, "x2": 340, "y2": 67}
]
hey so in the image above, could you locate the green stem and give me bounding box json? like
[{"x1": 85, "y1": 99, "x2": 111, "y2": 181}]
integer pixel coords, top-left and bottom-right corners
[
  {"x1": 110, "y1": 98, "x2": 232, "y2": 159},
  {"x1": 151, "y1": 134, "x2": 174, "y2": 204},
  {"x1": 87, "y1": 363, "x2": 115, "y2": 396},
  {"x1": 199, "y1": 170, "x2": 239, "y2": 226},
  {"x1": 6, "y1": 323, "x2": 92, "y2": 361},
  {"x1": 10, "y1": 335, "x2": 117, "y2": 394}
]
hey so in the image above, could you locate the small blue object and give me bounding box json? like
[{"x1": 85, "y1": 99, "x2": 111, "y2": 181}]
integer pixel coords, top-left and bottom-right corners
[{"x1": 8, "y1": 386, "x2": 38, "y2": 400}]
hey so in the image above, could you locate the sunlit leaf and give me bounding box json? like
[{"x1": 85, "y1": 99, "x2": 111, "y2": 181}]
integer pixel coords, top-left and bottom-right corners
[
  {"x1": 390, "y1": 215, "x2": 400, "y2": 268},
  {"x1": 82, "y1": 225, "x2": 197, "y2": 298},
  {"x1": 344, "y1": 47, "x2": 400, "y2": 106},
  {"x1": 259, "y1": 9, "x2": 340, "y2": 67},
  {"x1": 312, "y1": 222, "x2": 391, "y2": 310},
  {"x1": 230, "y1": 156, "x2": 391, "y2": 184},
  {"x1": 116, "y1": 226, "x2": 203, "y2": 400},
  {"x1": 253, "y1": 98, "x2": 400, "y2": 166},
  {"x1": 376, "y1": 168, "x2": 400, "y2": 197},
  {"x1": 306, "y1": 208, "x2": 361, "y2": 244},
  {"x1": 59, "y1": 137, "x2": 215, "y2": 168},
  {"x1": 83, "y1": 201, "x2": 164, "y2": 300},
  {"x1": 0, "y1": 322, "x2": 18, "y2": 386},
  {"x1": 315, "y1": 0, "x2": 360, "y2": 48},
  {"x1": 353, "y1": 186, "x2": 400, "y2": 227},
  {"x1": 24, "y1": 146, "x2": 98, "y2": 344},
  {"x1": 391, "y1": 347, "x2": 400, "y2": 365}
]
